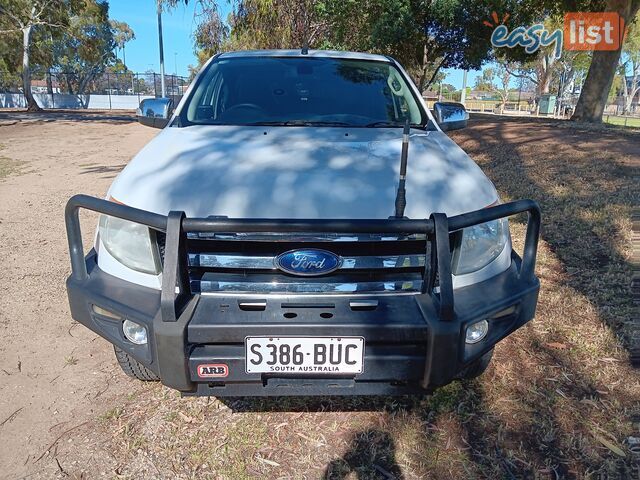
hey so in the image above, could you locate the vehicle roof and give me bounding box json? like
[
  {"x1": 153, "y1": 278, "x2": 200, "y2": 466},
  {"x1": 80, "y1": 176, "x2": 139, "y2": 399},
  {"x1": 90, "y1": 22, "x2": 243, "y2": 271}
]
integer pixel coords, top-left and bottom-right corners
[{"x1": 217, "y1": 49, "x2": 393, "y2": 63}]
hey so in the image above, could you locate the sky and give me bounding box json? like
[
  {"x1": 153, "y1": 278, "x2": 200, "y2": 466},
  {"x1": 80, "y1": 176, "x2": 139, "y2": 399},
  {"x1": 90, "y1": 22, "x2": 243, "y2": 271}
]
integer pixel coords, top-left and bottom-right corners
[
  {"x1": 107, "y1": 0, "x2": 483, "y2": 89},
  {"x1": 107, "y1": 0, "x2": 231, "y2": 77},
  {"x1": 441, "y1": 68, "x2": 483, "y2": 91}
]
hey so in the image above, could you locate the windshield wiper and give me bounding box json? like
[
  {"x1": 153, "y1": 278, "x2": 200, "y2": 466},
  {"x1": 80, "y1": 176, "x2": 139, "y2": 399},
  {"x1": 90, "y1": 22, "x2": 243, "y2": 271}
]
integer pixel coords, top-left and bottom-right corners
[
  {"x1": 363, "y1": 121, "x2": 423, "y2": 128},
  {"x1": 245, "y1": 120, "x2": 352, "y2": 127}
]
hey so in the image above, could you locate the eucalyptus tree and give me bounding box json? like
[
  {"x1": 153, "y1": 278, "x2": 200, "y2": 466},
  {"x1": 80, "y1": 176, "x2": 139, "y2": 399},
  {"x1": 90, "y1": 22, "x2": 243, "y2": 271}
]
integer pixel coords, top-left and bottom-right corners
[
  {"x1": 0, "y1": 0, "x2": 75, "y2": 111},
  {"x1": 51, "y1": 0, "x2": 116, "y2": 96},
  {"x1": 619, "y1": 12, "x2": 640, "y2": 115},
  {"x1": 111, "y1": 20, "x2": 135, "y2": 69},
  {"x1": 571, "y1": 0, "x2": 640, "y2": 122},
  {"x1": 216, "y1": 0, "x2": 543, "y2": 91},
  {"x1": 174, "y1": 0, "x2": 640, "y2": 121}
]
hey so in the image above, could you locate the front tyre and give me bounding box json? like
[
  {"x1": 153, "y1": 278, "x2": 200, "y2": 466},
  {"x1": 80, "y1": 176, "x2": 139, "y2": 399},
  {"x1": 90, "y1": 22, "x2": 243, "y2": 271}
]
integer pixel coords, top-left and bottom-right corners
[
  {"x1": 114, "y1": 346, "x2": 159, "y2": 381},
  {"x1": 457, "y1": 349, "x2": 494, "y2": 380}
]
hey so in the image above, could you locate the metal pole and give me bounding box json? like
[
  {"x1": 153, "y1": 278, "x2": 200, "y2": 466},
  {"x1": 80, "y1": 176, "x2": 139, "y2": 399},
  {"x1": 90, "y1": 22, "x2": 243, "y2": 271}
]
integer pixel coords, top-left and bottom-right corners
[
  {"x1": 106, "y1": 72, "x2": 112, "y2": 109},
  {"x1": 556, "y1": 70, "x2": 564, "y2": 118},
  {"x1": 460, "y1": 70, "x2": 468, "y2": 106},
  {"x1": 49, "y1": 70, "x2": 55, "y2": 108},
  {"x1": 157, "y1": 1, "x2": 166, "y2": 98}
]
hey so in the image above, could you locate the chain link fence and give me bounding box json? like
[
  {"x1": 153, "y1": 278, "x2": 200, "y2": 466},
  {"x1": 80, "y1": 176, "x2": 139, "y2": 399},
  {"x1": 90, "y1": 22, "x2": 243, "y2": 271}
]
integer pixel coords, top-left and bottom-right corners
[{"x1": 0, "y1": 70, "x2": 190, "y2": 109}]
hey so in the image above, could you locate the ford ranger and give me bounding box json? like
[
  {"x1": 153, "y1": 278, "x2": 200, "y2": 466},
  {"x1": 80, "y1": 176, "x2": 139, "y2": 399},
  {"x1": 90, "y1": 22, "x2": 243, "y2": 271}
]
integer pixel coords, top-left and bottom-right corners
[{"x1": 65, "y1": 50, "x2": 541, "y2": 396}]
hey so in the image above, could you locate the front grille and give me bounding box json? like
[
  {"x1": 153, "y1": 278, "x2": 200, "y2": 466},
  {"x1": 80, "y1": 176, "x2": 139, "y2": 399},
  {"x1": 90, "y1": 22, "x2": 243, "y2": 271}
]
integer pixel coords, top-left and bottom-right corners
[{"x1": 159, "y1": 232, "x2": 430, "y2": 295}]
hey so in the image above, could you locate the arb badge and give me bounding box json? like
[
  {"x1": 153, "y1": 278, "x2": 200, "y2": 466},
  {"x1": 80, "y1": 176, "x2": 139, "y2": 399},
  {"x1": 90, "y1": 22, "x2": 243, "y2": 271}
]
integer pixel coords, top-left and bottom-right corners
[{"x1": 197, "y1": 364, "x2": 229, "y2": 378}]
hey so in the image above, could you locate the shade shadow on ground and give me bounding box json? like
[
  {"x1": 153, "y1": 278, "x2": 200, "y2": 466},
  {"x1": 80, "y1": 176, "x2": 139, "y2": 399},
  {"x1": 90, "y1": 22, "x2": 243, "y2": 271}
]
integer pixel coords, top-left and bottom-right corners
[{"x1": 33, "y1": 115, "x2": 640, "y2": 479}]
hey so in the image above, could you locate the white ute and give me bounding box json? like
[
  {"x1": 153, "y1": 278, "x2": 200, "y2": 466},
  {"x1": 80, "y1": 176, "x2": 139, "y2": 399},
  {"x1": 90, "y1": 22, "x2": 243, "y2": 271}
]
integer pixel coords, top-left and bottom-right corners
[{"x1": 65, "y1": 50, "x2": 541, "y2": 396}]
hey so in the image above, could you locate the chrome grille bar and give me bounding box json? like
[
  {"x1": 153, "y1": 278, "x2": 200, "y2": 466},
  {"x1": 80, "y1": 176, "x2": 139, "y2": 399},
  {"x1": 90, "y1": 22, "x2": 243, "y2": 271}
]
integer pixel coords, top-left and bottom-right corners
[
  {"x1": 187, "y1": 232, "x2": 427, "y2": 242},
  {"x1": 189, "y1": 253, "x2": 426, "y2": 270},
  {"x1": 183, "y1": 231, "x2": 430, "y2": 295},
  {"x1": 195, "y1": 279, "x2": 423, "y2": 294}
]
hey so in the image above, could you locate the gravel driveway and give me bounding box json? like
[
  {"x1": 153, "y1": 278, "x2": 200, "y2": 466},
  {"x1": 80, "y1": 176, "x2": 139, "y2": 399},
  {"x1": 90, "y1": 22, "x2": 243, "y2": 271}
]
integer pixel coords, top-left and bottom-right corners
[{"x1": 0, "y1": 111, "x2": 156, "y2": 478}]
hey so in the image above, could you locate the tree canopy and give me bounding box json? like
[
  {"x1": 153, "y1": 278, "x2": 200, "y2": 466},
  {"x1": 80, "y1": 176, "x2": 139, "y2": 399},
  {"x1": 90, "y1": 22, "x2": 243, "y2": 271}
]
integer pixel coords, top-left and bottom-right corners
[
  {"x1": 181, "y1": 0, "x2": 640, "y2": 122},
  {"x1": 0, "y1": 0, "x2": 77, "y2": 109},
  {"x1": 0, "y1": 0, "x2": 132, "y2": 110},
  {"x1": 2, "y1": 0, "x2": 638, "y2": 121},
  {"x1": 53, "y1": 0, "x2": 116, "y2": 95},
  {"x1": 189, "y1": 0, "x2": 553, "y2": 91}
]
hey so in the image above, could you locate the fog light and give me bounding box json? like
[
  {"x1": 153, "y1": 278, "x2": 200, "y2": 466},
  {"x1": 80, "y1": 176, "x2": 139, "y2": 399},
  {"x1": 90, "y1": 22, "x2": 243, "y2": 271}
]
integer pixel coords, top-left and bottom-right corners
[
  {"x1": 123, "y1": 319, "x2": 148, "y2": 345},
  {"x1": 465, "y1": 320, "x2": 489, "y2": 344},
  {"x1": 92, "y1": 305, "x2": 121, "y2": 320}
]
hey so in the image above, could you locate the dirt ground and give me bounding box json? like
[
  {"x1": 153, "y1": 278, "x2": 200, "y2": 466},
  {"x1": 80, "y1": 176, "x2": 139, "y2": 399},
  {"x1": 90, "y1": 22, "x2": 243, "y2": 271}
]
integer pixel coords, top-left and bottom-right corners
[
  {"x1": 0, "y1": 111, "x2": 638, "y2": 479},
  {"x1": 0, "y1": 111, "x2": 157, "y2": 479}
]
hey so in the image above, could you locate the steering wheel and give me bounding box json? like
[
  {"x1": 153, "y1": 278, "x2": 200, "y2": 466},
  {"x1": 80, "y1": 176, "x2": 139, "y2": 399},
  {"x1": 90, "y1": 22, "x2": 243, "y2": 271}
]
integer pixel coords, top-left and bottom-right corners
[
  {"x1": 220, "y1": 103, "x2": 267, "y2": 122},
  {"x1": 222, "y1": 103, "x2": 266, "y2": 117}
]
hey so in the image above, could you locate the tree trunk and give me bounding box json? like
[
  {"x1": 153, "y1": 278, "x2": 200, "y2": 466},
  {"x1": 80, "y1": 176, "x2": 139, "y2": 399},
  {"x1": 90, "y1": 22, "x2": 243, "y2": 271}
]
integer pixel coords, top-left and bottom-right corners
[
  {"x1": 536, "y1": 53, "x2": 555, "y2": 96},
  {"x1": 424, "y1": 59, "x2": 445, "y2": 91},
  {"x1": 46, "y1": 71, "x2": 53, "y2": 95},
  {"x1": 22, "y1": 25, "x2": 41, "y2": 112},
  {"x1": 539, "y1": 77, "x2": 551, "y2": 95},
  {"x1": 46, "y1": 31, "x2": 54, "y2": 96},
  {"x1": 624, "y1": 64, "x2": 639, "y2": 114},
  {"x1": 77, "y1": 68, "x2": 97, "y2": 96},
  {"x1": 572, "y1": 0, "x2": 640, "y2": 122},
  {"x1": 622, "y1": 73, "x2": 631, "y2": 114},
  {"x1": 417, "y1": 44, "x2": 428, "y2": 93},
  {"x1": 619, "y1": 59, "x2": 630, "y2": 114},
  {"x1": 65, "y1": 75, "x2": 74, "y2": 95},
  {"x1": 572, "y1": 50, "x2": 624, "y2": 121}
]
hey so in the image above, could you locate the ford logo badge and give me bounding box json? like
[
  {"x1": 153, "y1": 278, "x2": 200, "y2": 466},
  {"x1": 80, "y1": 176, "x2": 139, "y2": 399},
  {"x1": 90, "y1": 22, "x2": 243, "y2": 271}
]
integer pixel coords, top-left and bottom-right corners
[{"x1": 274, "y1": 249, "x2": 342, "y2": 276}]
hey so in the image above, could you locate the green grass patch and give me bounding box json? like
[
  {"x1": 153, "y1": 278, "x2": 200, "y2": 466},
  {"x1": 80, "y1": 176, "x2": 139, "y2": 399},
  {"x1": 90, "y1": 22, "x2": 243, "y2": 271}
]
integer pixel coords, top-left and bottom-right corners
[{"x1": 603, "y1": 115, "x2": 640, "y2": 128}]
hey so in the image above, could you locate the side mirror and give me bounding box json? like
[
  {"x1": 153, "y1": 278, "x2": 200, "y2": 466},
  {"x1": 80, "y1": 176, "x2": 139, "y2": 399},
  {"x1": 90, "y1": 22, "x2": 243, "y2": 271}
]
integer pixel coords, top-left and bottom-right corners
[
  {"x1": 137, "y1": 98, "x2": 174, "y2": 129},
  {"x1": 433, "y1": 102, "x2": 469, "y2": 131}
]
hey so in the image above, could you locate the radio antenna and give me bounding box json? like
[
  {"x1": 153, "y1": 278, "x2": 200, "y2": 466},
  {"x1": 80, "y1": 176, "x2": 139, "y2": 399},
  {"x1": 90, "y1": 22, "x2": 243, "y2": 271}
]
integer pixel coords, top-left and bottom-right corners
[
  {"x1": 394, "y1": 119, "x2": 410, "y2": 218},
  {"x1": 301, "y1": 2, "x2": 309, "y2": 55}
]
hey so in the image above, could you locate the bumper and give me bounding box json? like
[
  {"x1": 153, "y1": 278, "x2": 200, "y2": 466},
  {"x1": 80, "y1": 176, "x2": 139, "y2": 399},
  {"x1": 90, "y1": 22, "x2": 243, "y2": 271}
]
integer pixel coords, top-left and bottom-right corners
[
  {"x1": 65, "y1": 195, "x2": 541, "y2": 396},
  {"x1": 68, "y1": 251, "x2": 538, "y2": 396}
]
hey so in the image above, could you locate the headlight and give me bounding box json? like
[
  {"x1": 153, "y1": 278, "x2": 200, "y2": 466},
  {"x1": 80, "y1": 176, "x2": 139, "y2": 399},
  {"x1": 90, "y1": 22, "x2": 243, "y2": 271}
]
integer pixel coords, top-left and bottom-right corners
[
  {"x1": 453, "y1": 218, "x2": 509, "y2": 275},
  {"x1": 99, "y1": 215, "x2": 161, "y2": 275}
]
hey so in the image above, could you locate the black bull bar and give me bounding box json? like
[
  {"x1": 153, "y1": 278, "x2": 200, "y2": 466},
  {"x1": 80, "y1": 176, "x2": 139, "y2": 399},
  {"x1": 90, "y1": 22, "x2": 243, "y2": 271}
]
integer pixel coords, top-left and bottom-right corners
[{"x1": 65, "y1": 194, "x2": 541, "y2": 393}]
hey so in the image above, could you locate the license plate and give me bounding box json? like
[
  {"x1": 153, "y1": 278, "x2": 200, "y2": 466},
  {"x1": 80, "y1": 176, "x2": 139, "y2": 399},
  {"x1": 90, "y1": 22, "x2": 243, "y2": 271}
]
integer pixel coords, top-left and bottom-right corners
[{"x1": 245, "y1": 336, "x2": 364, "y2": 374}]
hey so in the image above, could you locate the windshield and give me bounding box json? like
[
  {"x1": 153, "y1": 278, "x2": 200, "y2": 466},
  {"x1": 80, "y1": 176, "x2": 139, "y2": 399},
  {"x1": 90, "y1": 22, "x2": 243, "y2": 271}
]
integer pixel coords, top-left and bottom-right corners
[{"x1": 183, "y1": 56, "x2": 426, "y2": 127}]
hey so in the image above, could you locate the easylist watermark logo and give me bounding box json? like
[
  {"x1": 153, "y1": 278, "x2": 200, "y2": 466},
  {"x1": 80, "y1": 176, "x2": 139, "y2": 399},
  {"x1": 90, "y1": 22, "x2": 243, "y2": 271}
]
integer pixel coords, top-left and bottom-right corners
[
  {"x1": 564, "y1": 12, "x2": 624, "y2": 51},
  {"x1": 486, "y1": 11, "x2": 625, "y2": 59}
]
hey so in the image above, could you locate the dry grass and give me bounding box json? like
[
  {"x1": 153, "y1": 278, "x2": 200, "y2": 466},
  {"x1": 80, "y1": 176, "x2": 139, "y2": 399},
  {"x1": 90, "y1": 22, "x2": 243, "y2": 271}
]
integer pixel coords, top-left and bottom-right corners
[
  {"x1": 0, "y1": 144, "x2": 25, "y2": 180},
  {"x1": 52, "y1": 116, "x2": 639, "y2": 479}
]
